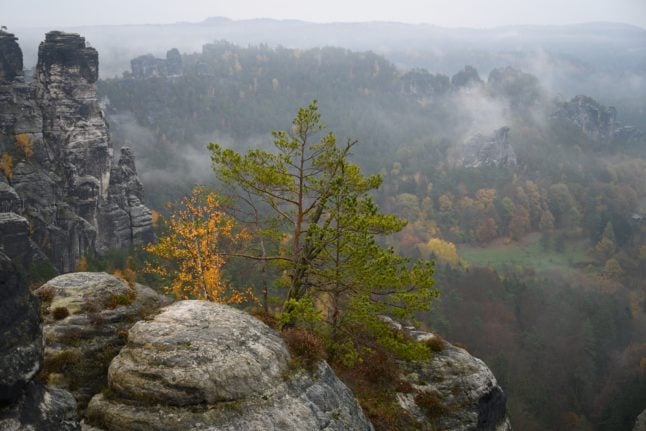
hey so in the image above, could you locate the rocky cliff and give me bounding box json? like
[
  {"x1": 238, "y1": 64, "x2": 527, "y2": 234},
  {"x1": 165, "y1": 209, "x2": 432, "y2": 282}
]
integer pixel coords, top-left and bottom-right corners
[
  {"x1": 0, "y1": 30, "x2": 153, "y2": 274},
  {"x1": 460, "y1": 127, "x2": 517, "y2": 168},
  {"x1": 552, "y1": 95, "x2": 645, "y2": 147}
]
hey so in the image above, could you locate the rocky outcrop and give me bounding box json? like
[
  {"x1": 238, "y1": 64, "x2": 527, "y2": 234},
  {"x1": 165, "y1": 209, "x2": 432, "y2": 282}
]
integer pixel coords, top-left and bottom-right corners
[
  {"x1": 0, "y1": 30, "x2": 153, "y2": 273},
  {"x1": 35, "y1": 272, "x2": 170, "y2": 412},
  {"x1": 451, "y1": 65, "x2": 484, "y2": 89},
  {"x1": 552, "y1": 95, "x2": 645, "y2": 147},
  {"x1": 130, "y1": 48, "x2": 183, "y2": 79},
  {"x1": 85, "y1": 300, "x2": 374, "y2": 431},
  {"x1": 487, "y1": 67, "x2": 544, "y2": 109},
  {"x1": 384, "y1": 319, "x2": 511, "y2": 431},
  {"x1": 460, "y1": 127, "x2": 517, "y2": 168},
  {"x1": 0, "y1": 248, "x2": 80, "y2": 430}
]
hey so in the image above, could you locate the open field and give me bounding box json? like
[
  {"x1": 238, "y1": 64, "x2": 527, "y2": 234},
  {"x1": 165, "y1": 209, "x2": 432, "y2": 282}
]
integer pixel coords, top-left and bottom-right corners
[{"x1": 457, "y1": 232, "x2": 594, "y2": 275}]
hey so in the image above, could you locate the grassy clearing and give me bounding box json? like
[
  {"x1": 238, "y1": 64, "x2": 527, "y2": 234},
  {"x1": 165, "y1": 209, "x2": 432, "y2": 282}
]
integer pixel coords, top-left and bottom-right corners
[{"x1": 458, "y1": 233, "x2": 593, "y2": 275}]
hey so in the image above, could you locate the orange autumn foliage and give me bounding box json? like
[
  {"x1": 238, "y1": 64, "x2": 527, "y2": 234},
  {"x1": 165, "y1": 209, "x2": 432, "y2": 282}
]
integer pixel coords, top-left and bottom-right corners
[
  {"x1": 15, "y1": 133, "x2": 33, "y2": 158},
  {"x1": 145, "y1": 186, "x2": 252, "y2": 304}
]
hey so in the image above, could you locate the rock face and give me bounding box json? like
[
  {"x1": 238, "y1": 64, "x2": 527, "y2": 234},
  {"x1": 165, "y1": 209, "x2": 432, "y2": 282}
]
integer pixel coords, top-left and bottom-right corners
[
  {"x1": 397, "y1": 331, "x2": 512, "y2": 430},
  {"x1": 0, "y1": 248, "x2": 81, "y2": 430},
  {"x1": 130, "y1": 48, "x2": 183, "y2": 79},
  {"x1": 552, "y1": 95, "x2": 645, "y2": 147},
  {"x1": 35, "y1": 272, "x2": 170, "y2": 412},
  {"x1": 86, "y1": 300, "x2": 374, "y2": 431},
  {"x1": 0, "y1": 30, "x2": 153, "y2": 273},
  {"x1": 451, "y1": 65, "x2": 484, "y2": 89},
  {"x1": 634, "y1": 409, "x2": 646, "y2": 431},
  {"x1": 460, "y1": 127, "x2": 517, "y2": 168}
]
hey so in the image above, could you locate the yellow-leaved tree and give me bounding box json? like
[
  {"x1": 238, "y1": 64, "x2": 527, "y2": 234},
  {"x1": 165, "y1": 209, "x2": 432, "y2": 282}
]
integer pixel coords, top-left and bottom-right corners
[{"x1": 145, "y1": 186, "x2": 252, "y2": 303}]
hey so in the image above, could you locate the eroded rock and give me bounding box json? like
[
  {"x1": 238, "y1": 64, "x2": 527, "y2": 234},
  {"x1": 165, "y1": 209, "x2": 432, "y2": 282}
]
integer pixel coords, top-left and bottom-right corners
[
  {"x1": 396, "y1": 329, "x2": 512, "y2": 431},
  {"x1": 460, "y1": 127, "x2": 517, "y2": 168},
  {"x1": 86, "y1": 300, "x2": 373, "y2": 431},
  {"x1": 0, "y1": 250, "x2": 81, "y2": 430},
  {"x1": 36, "y1": 272, "x2": 171, "y2": 412},
  {"x1": 0, "y1": 30, "x2": 154, "y2": 273}
]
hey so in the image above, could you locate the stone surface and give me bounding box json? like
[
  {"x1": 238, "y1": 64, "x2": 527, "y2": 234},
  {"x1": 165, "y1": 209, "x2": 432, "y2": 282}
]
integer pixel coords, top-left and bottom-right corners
[
  {"x1": 35, "y1": 272, "x2": 171, "y2": 411},
  {"x1": 0, "y1": 31, "x2": 153, "y2": 273},
  {"x1": 0, "y1": 31, "x2": 23, "y2": 83},
  {"x1": 0, "y1": 249, "x2": 81, "y2": 430},
  {"x1": 460, "y1": 127, "x2": 517, "y2": 168},
  {"x1": 0, "y1": 381, "x2": 81, "y2": 431},
  {"x1": 0, "y1": 251, "x2": 41, "y2": 402},
  {"x1": 634, "y1": 409, "x2": 646, "y2": 431},
  {"x1": 130, "y1": 48, "x2": 183, "y2": 79},
  {"x1": 86, "y1": 300, "x2": 374, "y2": 431},
  {"x1": 0, "y1": 212, "x2": 48, "y2": 275},
  {"x1": 398, "y1": 343, "x2": 512, "y2": 431},
  {"x1": 552, "y1": 95, "x2": 646, "y2": 148}
]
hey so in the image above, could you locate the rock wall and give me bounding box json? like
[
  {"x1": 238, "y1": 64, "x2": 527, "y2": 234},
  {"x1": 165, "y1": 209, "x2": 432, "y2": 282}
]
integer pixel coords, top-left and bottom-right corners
[
  {"x1": 0, "y1": 246, "x2": 80, "y2": 430},
  {"x1": 460, "y1": 127, "x2": 517, "y2": 168},
  {"x1": 0, "y1": 30, "x2": 153, "y2": 273}
]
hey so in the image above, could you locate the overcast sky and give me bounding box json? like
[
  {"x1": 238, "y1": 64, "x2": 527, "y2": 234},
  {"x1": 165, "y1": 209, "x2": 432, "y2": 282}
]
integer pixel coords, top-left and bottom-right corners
[{"x1": 2, "y1": 0, "x2": 645, "y2": 29}]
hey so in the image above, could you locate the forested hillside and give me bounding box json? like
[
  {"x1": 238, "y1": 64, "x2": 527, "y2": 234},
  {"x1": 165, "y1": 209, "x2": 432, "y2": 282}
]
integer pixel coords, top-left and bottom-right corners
[{"x1": 97, "y1": 42, "x2": 646, "y2": 430}]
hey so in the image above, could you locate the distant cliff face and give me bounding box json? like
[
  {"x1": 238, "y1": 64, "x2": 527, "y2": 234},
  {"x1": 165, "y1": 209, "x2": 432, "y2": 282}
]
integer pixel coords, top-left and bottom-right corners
[
  {"x1": 0, "y1": 30, "x2": 153, "y2": 273},
  {"x1": 459, "y1": 127, "x2": 517, "y2": 168}
]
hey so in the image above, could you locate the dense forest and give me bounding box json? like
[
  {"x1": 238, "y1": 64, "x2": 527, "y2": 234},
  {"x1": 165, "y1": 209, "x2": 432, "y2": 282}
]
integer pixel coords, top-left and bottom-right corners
[{"x1": 96, "y1": 41, "x2": 646, "y2": 430}]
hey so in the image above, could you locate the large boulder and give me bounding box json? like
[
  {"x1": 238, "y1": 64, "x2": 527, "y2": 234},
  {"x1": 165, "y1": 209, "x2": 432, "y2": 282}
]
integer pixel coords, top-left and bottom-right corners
[
  {"x1": 35, "y1": 272, "x2": 171, "y2": 412},
  {"x1": 86, "y1": 300, "x2": 374, "y2": 431},
  {"x1": 396, "y1": 328, "x2": 512, "y2": 431}
]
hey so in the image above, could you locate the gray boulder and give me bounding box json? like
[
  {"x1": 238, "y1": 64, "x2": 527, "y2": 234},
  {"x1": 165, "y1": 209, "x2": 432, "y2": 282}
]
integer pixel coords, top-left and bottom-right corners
[
  {"x1": 86, "y1": 300, "x2": 374, "y2": 431},
  {"x1": 397, "y1": 330, "x2": 512, "y2": 431},
  {"x1": 35, "y1": 272, "x2": 171, "y2": 412}
]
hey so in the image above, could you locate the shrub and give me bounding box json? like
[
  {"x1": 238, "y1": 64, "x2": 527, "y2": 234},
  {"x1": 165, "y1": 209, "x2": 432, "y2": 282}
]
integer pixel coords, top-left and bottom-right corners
[
  {"x1": 425, "y1": 334, "x2": 447, "y2": 353},
  {"x1": 52, "y1": 306, "x2": 70, "y2": 320},
  {"x1": 106, "y1": 287, "x2": 137, "y2": 309},
  {"x1": 281, "y1": 328, "x2": 326, "y2": 373},
  {"x1": 35, "y1": 286, "x2": 55, "y2": 303},
  {"x1": 415, "y1": 391, "x2": 449, "y2": 419}
]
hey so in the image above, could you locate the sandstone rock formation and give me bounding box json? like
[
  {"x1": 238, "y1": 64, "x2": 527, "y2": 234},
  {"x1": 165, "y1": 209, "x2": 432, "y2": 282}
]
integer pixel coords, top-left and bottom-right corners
[
  {"x1": 0, "y1": 30, "x2": 153, "y2": 273},
  {"x1": 35, "y1": 272, "x2": 170, "y2": 411},
  {"x1": 85, "y1": 300, "x2": 374, "y2": 431},
  {"x1": 552, "y1": 95, "x2": 645, "y2": 147},
  {"x1": 130, "y1": 48, "x2": 183, "y2": 79},
  {"x1": 0, "y1": 249, "x2": 80, "y2": 430},
  {"x1": 460, "y1": 127, "x2": 517, "y2": 168},
  {"x1": 451, "y1": 65, "x2": 484, "y2": 89},
  {"x1": 392, "y1": 324, "x2": 512, "y2": 430}
]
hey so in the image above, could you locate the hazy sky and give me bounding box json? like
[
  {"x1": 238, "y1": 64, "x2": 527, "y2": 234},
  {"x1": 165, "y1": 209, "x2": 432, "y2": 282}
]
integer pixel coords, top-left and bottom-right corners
[{"x1": 2, "y1": 0, "x2": 645, "y2": 29}]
